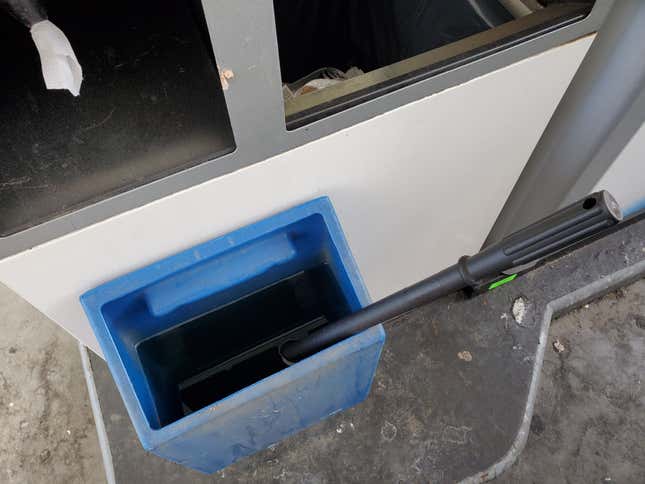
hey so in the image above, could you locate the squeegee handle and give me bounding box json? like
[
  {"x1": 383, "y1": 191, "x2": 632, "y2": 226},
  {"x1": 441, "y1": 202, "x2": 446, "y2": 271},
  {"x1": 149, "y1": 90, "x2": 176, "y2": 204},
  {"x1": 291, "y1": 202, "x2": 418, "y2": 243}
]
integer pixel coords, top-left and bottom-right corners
[
  {"x1": 281, "y1": 191, "x2": 622, "y2": 362},
  {"x1": 464, "y1": 190, "x2": 623, "y2": 280}
]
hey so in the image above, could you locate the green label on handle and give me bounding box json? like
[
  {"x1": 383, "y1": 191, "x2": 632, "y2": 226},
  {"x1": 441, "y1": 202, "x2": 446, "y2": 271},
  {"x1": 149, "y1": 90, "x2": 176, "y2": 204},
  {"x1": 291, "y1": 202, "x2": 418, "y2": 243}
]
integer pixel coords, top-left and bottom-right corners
[{"x1": 488, "y1": 273, "x2": 518, "y2": 291}]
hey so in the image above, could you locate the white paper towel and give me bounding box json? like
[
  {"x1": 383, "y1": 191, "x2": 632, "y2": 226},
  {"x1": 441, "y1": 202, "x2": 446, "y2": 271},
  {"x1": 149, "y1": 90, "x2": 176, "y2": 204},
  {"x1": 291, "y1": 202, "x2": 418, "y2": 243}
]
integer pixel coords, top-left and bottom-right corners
[{"x1": 30, "y1": 20, "x2": 83, "y2": 96}]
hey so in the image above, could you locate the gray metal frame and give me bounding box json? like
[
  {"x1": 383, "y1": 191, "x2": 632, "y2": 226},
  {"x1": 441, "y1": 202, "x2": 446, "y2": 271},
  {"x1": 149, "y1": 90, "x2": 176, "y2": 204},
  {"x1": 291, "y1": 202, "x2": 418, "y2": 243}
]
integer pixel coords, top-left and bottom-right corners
[{"x1": 0, "y1": 0, "x2": 612, "y2": 261}]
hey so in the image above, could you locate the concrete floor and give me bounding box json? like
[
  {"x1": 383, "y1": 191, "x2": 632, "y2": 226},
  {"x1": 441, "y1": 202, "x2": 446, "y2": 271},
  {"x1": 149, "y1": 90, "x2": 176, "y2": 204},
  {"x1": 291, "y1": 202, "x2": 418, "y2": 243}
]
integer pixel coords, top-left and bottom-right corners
[
  {"x1": 0, "y1": 278, "x2": 643, "y2": 483},
  {"x1": 498, "y1": 279, "x2": 645, "y2": 484},
  {"x1": 0, "y1": 283, "x2": 105, "y2": 484}
]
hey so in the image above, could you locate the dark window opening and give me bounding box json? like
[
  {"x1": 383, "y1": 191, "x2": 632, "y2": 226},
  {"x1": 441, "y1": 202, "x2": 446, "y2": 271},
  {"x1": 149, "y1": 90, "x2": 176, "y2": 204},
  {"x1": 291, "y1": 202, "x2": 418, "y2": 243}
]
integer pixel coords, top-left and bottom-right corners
[
  {"x1": 273, "y1": 0, "x2": 596, "y2": 129},
  {"x1": 0, "y1": 0, "x2": 235, "y2": 236}
]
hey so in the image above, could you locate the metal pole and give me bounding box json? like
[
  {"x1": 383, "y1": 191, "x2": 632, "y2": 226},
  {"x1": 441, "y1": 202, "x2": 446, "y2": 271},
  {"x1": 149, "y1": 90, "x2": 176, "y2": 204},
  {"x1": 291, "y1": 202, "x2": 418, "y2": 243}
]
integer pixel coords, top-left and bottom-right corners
[{"x1": 485, "y1": 0, "x2": 645, "y2": 245}]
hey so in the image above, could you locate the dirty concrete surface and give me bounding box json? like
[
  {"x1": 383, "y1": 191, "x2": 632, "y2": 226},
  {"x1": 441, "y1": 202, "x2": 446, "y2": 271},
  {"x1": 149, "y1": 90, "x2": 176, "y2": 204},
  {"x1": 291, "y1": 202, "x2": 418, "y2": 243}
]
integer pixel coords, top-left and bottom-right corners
[
  {"x1": 0, "y1": 283, "x2": 105, "y2": 484},
  {"x1": 498, "y1": 279, "x2": 645, "y2": 483},
  {"x1": 1, "y1": 275, "x2": 644, "y2": 483}
]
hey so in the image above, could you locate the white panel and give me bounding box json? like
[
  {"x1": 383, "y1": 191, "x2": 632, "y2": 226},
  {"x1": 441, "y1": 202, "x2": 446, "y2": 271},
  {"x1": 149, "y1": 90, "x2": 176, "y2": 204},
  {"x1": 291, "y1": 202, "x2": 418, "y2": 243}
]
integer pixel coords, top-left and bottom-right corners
[
  {"x1": 0, "y1": 36, "x2": 593, "y2": 356},
  {"x1": 593, "y1": 122, "x2": 645, "y2": 215}
]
